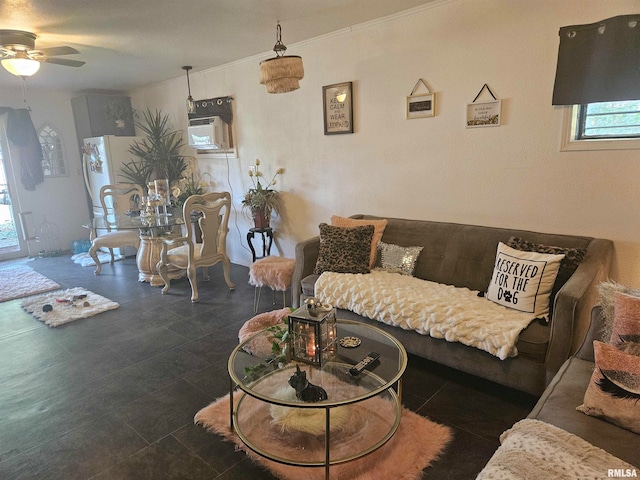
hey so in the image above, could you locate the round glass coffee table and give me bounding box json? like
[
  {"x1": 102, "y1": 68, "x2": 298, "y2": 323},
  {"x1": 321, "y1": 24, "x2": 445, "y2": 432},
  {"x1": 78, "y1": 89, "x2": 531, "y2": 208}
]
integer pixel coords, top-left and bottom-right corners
[{"x1": 228, "y1": 319, "x2": 407, "y2": 479}]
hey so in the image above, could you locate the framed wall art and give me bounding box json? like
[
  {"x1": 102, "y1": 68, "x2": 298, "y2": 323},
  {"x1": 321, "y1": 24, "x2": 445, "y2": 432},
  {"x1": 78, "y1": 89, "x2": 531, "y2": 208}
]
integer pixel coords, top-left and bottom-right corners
[
  {"x1": 466, "y1": 100, "x2": 502, "y2": 128},
  {"x1": 406, "y1": 79, "x2": 436, "y2": 119},
  {"x1": 323, "y1": 82, "x2": 353, "y2": 135},
  {"x1": 466, "y1": 84, "x2": 502, "y2": 128}
]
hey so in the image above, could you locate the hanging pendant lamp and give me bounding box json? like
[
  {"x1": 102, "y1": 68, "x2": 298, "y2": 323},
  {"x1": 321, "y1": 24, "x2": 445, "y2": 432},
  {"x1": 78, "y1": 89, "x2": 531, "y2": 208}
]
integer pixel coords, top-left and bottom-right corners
[
  {"x1": 259, "y1": 22, "x2": 304, "y2": 94},
  {"x1": 182, "y1": 66, "x2": 196, "y2": 113}
]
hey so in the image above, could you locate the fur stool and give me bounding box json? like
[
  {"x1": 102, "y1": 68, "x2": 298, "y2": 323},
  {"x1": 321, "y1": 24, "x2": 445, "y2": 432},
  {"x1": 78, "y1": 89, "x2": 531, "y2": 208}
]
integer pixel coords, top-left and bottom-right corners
[{"x1": 248, "y1": 256, "x2": 295, "y2": 313}]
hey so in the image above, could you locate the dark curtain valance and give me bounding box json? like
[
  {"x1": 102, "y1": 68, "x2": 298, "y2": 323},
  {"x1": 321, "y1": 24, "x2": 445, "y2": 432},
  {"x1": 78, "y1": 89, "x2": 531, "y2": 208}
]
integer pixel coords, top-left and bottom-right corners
[
  {"x1": 188, "y1": 96, "x2": 233, "y2": 124},
  {"x1": 552, "y1": 14, "x2": 640, "y2": 106},
  {"x1": 0, "y1": 107, "x2": 44, "y2": 190}
]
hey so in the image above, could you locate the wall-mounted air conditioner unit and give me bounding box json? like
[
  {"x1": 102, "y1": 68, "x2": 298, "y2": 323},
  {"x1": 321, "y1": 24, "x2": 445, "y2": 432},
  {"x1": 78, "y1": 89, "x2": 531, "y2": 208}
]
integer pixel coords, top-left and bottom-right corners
[{"x1": 187, "y1": 116, "x2": 229, "y2": 150}]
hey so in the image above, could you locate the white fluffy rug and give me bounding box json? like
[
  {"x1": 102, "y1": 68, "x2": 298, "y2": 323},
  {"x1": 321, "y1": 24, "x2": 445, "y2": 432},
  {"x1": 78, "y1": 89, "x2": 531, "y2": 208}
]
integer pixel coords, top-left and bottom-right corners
[
  {"x1": 71, "y1": 252, "x2": 123, "y2": 267},
  {"x1": 0, "y1": 263, "x2": 60, "y2": 302},
  {"x1": 21, "y1": 287, "x2": 119, "y2": 327}
]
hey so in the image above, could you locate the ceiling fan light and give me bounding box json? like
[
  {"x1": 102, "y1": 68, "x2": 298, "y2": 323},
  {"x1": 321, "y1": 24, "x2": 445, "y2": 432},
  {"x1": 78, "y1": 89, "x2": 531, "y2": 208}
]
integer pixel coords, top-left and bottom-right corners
[{"x1": 2, "y1": 58, "x2": 40, "y2": 77}]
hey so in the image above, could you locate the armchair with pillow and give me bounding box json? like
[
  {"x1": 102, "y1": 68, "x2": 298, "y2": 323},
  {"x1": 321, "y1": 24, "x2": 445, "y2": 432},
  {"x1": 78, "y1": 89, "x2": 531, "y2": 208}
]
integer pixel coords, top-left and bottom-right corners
[{"x1": 292, "y1": 214, "x2": 613, "y2": 395}]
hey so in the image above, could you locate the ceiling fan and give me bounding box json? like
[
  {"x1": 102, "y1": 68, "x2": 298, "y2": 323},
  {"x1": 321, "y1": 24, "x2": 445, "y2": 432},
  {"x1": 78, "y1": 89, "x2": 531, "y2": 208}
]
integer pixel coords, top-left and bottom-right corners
[{"x1": 0, "y1": 29, "x2": 85, "y2": 77}]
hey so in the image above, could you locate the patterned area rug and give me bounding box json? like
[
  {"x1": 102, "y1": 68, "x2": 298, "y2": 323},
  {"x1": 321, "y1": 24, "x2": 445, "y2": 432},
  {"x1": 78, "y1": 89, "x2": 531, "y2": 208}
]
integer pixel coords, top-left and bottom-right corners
[
  {"x1": 21, "y1": 287, "x2": 119, "y2": 327},
  {"x1": 195, "y1": 387, "x2": 452, "y2": 480},
  {"x1": 0, "y1": 263, "x2": 60, "y2": 302}
]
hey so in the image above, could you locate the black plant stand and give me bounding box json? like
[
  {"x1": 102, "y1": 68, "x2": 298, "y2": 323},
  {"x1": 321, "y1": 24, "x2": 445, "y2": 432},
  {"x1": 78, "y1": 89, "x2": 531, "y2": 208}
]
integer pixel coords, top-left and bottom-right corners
[{"x1": 247, "y1": 227, "x2": 273, "y2": 261}]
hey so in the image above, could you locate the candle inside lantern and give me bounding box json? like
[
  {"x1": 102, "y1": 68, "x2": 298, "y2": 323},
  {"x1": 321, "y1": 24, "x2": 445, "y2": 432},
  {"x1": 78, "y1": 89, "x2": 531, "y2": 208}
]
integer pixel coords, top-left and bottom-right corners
[{"x1": 307, "y1": 332, "x2": 316, "y2": 358}]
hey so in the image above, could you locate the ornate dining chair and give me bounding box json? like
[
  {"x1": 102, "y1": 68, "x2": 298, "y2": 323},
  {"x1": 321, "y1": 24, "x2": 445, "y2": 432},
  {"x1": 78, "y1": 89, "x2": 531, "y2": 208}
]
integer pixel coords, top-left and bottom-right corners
[
  {"x1": 89, "y1": 183, "x2": 144, "y2": 275},
  {"x1": 156, "y1": 191, "x2": 235, "y2": 302}
]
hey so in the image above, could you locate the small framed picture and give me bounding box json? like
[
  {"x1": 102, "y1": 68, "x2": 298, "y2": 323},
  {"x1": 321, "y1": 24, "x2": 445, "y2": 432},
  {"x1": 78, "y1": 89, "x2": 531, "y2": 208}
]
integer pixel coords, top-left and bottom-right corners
[
  {"x1": 406, "y1": 93, "x2": 435, "y2": 119},
  {"x1": 466, "y1": 100, "x2": 502, "y2": 128},
  {"x1": 323, "y1": 82, "x2": 353, "y2": 135}
]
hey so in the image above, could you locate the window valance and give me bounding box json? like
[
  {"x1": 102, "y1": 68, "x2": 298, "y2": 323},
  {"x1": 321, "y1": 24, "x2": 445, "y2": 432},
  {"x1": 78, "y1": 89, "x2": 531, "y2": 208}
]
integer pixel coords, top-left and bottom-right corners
[
  {"x1": 188, "y1": 96, "x2": 233, "y2": 124},
  {"x1": 552, "y1": 14, "x2": 640, "y2": 106}
]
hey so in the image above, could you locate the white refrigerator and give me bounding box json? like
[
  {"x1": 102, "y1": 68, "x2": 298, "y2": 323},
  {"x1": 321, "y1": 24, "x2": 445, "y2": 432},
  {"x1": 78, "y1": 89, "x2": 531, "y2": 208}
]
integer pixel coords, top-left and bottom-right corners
[
  {"x1": 82, "y1": 135, "x2": 143, "y2": 256},
  {"x1": 82, "y1": 135, "x2": 143, "y2": 216}
]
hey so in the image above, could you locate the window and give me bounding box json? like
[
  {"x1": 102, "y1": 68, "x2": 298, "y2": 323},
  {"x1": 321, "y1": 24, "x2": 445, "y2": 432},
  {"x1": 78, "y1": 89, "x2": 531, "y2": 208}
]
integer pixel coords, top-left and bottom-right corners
[
  {"x1": 576, "y1": 100, "x2": 640, "y2": 139},
  {"x1": 38, "y1": 125, "x2": 67, "y2": 176},
  {"x1": 561, "y1": 101, "x2": 640, "y2": 152}
]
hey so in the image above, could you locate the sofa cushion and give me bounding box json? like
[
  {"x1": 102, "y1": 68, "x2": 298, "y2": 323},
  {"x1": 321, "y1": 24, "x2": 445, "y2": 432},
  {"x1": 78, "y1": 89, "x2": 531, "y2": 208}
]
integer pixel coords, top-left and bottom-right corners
[
  {"x1": 331, "y1": 215, "x2": 387, "y2": 268},
  {"x1": 313, "y1": 223, "x2": 374, "y2": 275},
  {"x1": 302, "y1": 271, "x2": 550, "y2": 363},
  {"x1": 375, "y1": 241, "x2": 423, "y2": 276},
  {"x1": 514, "y1": 320, "x2": 549, "y2": 363},
  {"x1": 507, "y1": 236, "x2": 586, "y2": 313},
  {"x1": 486, "y1": 242, "x2": 565, "y2": 319}
]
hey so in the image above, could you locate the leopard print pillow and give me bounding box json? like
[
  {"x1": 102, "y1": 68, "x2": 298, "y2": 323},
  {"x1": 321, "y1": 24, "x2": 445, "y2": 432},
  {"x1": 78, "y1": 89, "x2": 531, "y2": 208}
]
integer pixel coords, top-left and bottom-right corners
[
  {"x1": 314, "y1": 223, "x2": 374, "y2": 275},
  {"x1": 507, "y1": 236, "x2": 586, "y2": 314}
]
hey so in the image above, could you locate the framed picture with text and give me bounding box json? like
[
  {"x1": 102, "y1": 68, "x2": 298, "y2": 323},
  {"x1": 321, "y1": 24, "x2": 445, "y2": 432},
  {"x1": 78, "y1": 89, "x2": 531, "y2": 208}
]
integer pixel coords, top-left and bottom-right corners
[
  {"x1": 323, "y1": 82, "x2": 353, "y2": 135},
  {"x1": 466, "y1": 100, "x2": 502, "y2": 128},
  {"x1": 406, "y1": 93, "x2": 435, "y2": 119}
]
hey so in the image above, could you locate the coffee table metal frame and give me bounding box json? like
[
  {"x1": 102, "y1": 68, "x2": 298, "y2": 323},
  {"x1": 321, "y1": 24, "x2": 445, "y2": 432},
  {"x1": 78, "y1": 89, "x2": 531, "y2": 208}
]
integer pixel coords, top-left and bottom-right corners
[{"x1": 228, "y1": 319, "x2": 407, "y2": 480}]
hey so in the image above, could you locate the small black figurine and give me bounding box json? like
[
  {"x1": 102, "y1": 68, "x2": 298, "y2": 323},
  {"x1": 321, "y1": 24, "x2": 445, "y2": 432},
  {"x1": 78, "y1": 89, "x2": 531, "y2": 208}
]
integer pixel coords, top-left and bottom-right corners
[{"x1": 288, "y1": 365, "x2": 328, "y2": 402}]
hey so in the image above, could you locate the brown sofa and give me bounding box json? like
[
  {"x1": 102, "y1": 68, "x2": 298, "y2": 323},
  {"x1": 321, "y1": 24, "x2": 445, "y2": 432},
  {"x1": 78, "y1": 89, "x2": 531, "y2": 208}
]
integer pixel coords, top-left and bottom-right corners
[{"x1": 292, "y1": 215, "x2": 614, "y2": 395}]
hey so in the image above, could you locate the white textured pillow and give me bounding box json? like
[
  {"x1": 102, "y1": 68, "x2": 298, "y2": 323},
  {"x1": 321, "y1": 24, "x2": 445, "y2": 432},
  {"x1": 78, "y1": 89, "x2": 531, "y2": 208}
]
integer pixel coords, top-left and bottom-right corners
[{"x1": 487, "y1": 242, "x2": 565, "y2": 319}]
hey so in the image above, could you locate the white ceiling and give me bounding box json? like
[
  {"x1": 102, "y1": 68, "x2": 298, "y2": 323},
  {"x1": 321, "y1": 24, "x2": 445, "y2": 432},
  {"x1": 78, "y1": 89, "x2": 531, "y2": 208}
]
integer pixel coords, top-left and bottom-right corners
[{"x1": 0, "y1": 0, "x2": 438, "y2": 94}]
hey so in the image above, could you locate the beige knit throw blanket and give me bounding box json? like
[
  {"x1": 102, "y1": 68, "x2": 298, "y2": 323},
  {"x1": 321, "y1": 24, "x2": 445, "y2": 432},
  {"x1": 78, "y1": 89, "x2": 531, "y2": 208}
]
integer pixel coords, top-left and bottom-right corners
[
  {"x1": 476, "y1": 419, "x2": 637, "y2": 479},
  {"x1": 315, "y1": 270, "x2": 534, "y2": 360}
]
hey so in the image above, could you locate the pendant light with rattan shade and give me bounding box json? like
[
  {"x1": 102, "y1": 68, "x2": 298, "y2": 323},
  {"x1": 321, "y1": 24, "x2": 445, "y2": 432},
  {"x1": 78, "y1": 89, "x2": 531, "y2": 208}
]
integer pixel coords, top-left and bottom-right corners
[{"x1": 260, "y1": 22, "x2": 304, "y2": 94}]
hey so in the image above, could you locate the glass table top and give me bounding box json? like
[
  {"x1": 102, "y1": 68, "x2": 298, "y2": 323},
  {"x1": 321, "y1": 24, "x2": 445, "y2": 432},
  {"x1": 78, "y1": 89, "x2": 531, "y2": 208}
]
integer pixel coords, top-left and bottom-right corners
[
  {"x1": 229, "y1": 319, "x2": 407, "y2": 407},
  {"x1": 83, "y1": 211, "x2": 184, "y2": 231}
]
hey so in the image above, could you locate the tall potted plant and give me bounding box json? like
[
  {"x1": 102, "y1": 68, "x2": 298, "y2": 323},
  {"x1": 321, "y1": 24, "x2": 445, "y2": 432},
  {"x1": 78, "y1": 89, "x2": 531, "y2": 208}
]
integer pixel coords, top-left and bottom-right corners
[
  {"x1": 119, "y1": 109, "x2": 187, "y2": 191},
  {"x1": 242, "y1": 159, "x2": 284, "y2": 228}
]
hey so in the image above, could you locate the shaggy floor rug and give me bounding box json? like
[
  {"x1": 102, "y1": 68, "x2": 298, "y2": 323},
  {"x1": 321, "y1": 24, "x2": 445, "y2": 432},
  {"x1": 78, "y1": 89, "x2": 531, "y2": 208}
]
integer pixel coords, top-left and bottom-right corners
[
  {"x1": 0, "y1": 263, "x2": 60, "y2": 302},
  {"x1": 195, "y1": 383, "x2": 452, "y2": 480},
  {"x1": 71, "y1": 251, "x2": 123, "y2": 267},
  {"x1": 20, "y1": 287, "x2": 119, "y2": 327}
]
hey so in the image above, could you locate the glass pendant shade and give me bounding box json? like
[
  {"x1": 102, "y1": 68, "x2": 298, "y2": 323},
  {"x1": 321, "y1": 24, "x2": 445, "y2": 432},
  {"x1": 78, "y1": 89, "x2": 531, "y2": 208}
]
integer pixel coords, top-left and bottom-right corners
[
  {"x1": 186, "y1": 95, "x2": 196, "y2": 114},
  {"x1": 2, "y1": 58, "x2": 40, "y2": 77},
  {"x1": 182, "y1": 65, "x2": 196, "y2": 113}
]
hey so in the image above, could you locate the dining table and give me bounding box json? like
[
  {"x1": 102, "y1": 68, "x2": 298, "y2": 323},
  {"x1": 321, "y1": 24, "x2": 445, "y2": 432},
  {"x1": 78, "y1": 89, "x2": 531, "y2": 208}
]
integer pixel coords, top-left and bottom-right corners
[{"x1": 83, "y1": 210, "x2": 186, "y2": 286}]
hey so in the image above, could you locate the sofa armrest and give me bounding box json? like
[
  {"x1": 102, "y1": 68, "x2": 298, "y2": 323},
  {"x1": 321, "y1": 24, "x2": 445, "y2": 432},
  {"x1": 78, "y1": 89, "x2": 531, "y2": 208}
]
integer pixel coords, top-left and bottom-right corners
[
  {"x1": 292, "y1": 235, "x2": 320, "y2": 308},
  {"x1": 545, "y1": 238, "x2": 613, "y2": 385},
  {"x1": 573, "y1": 306, "x2": 605, "y2": 362}
]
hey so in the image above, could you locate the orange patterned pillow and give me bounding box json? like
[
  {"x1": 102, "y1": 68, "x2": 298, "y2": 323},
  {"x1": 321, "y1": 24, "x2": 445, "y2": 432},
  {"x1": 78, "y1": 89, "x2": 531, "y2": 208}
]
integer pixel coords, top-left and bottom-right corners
[{"x1": 331, "y1": 215, "x2": 387, "y2": 268}]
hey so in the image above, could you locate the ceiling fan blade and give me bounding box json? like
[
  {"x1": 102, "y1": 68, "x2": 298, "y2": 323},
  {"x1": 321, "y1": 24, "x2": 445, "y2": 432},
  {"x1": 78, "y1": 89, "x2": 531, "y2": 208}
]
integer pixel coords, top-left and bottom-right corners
[
  {"x1": 33, "y1": 46, "x2": 80, "y2": 56},
  {"x1": 0, "y1": 47, "x2": 16, "y2": 58},
  {"x1": 44, "y1": 57, "x2": 85, "y2": 67}
]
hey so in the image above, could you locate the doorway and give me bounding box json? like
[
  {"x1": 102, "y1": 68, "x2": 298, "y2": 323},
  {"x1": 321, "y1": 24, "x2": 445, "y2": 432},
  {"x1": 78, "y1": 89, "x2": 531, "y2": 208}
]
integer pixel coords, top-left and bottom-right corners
[{"x1": 0, "y1": 132, "x2": 27, "y2": 260}]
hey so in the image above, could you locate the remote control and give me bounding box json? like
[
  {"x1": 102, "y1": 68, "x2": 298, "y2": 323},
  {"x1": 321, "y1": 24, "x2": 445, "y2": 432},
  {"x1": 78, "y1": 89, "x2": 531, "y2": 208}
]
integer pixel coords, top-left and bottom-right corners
[{"x1": 349, "y1": 352, "x2": 380, "y2": 376}]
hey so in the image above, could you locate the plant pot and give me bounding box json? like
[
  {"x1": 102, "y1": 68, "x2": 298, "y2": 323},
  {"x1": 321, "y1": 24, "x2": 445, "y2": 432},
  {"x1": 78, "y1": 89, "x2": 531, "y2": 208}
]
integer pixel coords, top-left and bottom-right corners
[{"x1": 252, "y1": 208, "x2": 270, "y2": 229}]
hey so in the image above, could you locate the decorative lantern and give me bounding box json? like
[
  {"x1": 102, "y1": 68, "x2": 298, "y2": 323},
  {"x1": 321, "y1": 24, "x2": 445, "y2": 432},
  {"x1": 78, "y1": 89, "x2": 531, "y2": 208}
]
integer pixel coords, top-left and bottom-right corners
[{"x1": 288, "y1": 300, "x2": 337, "y2": 366}]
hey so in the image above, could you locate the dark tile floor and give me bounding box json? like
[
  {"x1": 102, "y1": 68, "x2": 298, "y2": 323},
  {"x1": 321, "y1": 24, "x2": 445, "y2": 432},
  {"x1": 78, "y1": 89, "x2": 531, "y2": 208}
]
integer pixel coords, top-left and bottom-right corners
[{"x1": 0, "y1": 255, "x2": 538, "y2": 479}]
